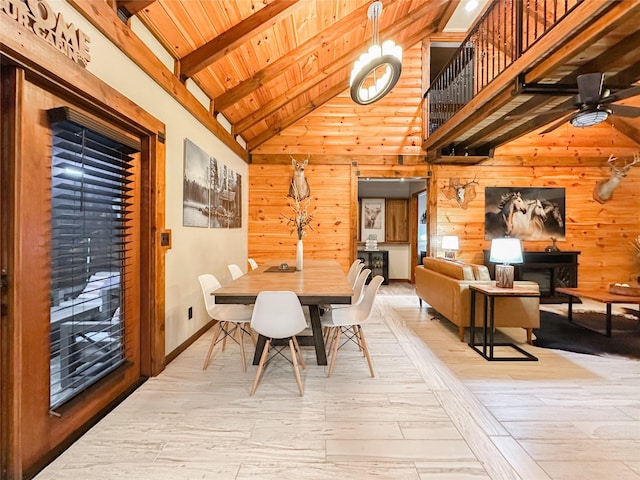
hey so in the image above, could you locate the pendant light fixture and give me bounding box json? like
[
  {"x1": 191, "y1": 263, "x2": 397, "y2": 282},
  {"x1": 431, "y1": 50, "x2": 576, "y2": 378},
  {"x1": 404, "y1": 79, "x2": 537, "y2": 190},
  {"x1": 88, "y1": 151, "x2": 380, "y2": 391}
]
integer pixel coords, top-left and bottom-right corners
[{"x1": 349, "y1": 1, "x2": 402, "y2": 105}]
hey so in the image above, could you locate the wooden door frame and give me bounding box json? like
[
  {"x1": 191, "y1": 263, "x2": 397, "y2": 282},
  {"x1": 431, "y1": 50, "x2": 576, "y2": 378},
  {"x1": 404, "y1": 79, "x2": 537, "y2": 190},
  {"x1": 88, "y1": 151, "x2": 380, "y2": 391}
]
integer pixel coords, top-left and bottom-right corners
[
  {"x1": 351, "y1": 166, "x2": 430, "y2": 283},
  {"x1": 1, "y1": 22, "x2": 168, "y2": 477}
]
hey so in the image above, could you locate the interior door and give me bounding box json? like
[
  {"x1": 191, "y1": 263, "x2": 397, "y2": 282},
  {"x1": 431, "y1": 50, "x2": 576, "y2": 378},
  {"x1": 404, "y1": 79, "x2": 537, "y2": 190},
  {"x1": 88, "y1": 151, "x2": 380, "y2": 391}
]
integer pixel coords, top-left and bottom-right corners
[{"x1": 2, "y1": 67, "x2": 144, "y2": 477}]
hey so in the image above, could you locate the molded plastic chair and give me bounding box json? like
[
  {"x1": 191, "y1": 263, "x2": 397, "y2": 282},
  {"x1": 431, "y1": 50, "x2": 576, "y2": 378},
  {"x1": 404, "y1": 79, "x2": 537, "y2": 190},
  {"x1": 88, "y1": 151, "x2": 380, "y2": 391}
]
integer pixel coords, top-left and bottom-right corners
[
  {"x1": 227, "y1": 264, "x2": 244, "y2": 280},
  {"x1": 346, "y1": 259, "x2": 365, "y2": 288},
  {"x1": 198, "y1": 274, "x2": 254, "y2": 372},
  {"x1": 249, "y1": 291, "x2": 308, "y2": 396},
  {"x1": 248, "y1": 258, "x2": 259, "y2": 270},
  {"x1": 323, "y1": 268, "x2": 371, "y2": 346},
  {"x1": 321, "y1": 275, "x2": 384, "y2": 378}
]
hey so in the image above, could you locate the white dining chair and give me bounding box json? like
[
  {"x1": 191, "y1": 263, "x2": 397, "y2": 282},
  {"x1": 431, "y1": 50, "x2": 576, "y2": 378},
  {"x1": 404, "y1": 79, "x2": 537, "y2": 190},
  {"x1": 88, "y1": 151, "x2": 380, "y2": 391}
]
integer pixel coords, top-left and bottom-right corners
[
  {"x1": 198, "y1": 274, "x2": 254, "y2": 372},
  {"x1": 249, "y1": 291, "x2": 307, "y2": 396},
  {"x1": 227, "y1": 263, "x2": 244, "y2": 280},
  {"x1": 347, "y1": 258, "x2": 365, "y2": 288},
  {"x1": 321, "y1": 275, "x2": 384, "y2": 378},
  {"x1": 248, "y1": 258, "x2": 259, "y2": 270},
  {"x1": 323, "y1": 268, "x2": 371, "y2": 347}
]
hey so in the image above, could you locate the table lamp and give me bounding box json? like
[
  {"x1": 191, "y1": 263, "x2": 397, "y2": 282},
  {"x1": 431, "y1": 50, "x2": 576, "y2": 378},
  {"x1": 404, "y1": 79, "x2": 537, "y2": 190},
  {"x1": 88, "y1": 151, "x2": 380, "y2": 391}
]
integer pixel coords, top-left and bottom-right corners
[
  {"x1": 442, "y1": 235, "x2": 459, "y2": 260},
  {"x1": 490, "y1": 238, "x2": 523, "y2": 288}
]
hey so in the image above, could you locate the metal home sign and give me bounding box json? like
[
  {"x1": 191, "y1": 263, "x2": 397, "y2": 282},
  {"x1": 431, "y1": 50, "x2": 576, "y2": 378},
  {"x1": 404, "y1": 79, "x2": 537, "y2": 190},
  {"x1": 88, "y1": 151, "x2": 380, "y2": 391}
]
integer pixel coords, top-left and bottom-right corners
[{"x1": 1, "y1": 0, "x2": 91, "y2": 67}]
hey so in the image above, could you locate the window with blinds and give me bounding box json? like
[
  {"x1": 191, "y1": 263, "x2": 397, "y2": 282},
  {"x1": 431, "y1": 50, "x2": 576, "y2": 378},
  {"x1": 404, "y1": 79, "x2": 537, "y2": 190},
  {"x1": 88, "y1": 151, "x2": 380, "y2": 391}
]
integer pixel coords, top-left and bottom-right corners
[{"x1": 48, "y1": 108, "x2": 138, "y2": 409}]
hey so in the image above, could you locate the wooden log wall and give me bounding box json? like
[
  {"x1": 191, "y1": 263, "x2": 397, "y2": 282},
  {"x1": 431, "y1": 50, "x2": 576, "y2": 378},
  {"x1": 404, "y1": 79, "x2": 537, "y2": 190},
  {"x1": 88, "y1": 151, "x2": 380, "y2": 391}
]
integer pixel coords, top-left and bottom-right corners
[
  {"x1": 432, "y1": 162, "x2": 640, "y2": 290},
  {"x1": 248, "y1": 163, "x2": 353, "y2": 272},
  {"x1": 252, "y1": 44, "x2": 423, "y2": 157}
]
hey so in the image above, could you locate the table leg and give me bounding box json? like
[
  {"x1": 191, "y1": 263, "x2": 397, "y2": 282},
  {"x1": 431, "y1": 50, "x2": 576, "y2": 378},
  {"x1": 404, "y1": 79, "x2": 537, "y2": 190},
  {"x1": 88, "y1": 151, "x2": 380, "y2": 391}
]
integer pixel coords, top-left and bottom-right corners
[
  {"x1": 308, "y1": 305, "x2": 328, "y2": 365},
  {"x1": 469, "y1": 289, "x2": 476, "y2": 347},
  {"x1": 606, "y1": 303, "x2": 612, "y2": 337},
  {"x1": 567, "y1": 295, "x2": 574, "y2": 324},
  {"x1": 488, "y1": 296, "x2": 495, "y2": 359}
]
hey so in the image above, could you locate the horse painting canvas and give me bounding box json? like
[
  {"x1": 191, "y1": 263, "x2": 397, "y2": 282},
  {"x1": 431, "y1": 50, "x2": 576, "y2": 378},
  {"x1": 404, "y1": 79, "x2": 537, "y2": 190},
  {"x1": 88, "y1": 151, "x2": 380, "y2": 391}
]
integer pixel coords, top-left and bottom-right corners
[{"x1": 485, "y1": 187, "x2": 565, "y2": 241}]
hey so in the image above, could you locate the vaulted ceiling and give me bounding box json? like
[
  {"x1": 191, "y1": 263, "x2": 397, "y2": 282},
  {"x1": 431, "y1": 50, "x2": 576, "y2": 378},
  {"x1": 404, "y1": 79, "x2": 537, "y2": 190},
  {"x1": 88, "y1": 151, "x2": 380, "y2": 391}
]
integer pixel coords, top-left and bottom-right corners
[
  {"x1": 111, "y1": 0, "x2": 640, "y2": 162},
  {"x1": 116, "y1": 0, "x2": 459, "y2": 155}
]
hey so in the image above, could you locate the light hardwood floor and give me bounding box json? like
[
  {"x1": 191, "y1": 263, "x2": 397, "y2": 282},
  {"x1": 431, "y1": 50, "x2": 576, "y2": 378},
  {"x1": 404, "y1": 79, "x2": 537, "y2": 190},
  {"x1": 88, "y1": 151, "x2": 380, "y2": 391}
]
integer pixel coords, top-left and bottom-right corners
[{"x1": 35, "y1": 283, "x2": 640, "y2": 479}]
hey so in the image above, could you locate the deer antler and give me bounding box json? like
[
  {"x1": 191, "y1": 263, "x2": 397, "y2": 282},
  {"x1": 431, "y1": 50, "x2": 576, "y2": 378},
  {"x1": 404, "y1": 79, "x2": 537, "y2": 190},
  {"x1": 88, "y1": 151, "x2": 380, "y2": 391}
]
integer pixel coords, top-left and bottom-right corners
[
  {"x1": 461, "y1": 176, "x2": 479, "y2": 188},
  {"x1": 610, "y1": 152, "x2": 639, "y2": 177}
]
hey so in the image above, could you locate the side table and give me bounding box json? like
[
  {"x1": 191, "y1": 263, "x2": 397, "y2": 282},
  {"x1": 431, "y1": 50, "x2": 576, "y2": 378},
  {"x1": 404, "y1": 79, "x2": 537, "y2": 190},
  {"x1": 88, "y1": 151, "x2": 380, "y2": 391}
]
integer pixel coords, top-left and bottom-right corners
[{"x1": 469, "y1": 284, "x2": 539, "y2": 361}]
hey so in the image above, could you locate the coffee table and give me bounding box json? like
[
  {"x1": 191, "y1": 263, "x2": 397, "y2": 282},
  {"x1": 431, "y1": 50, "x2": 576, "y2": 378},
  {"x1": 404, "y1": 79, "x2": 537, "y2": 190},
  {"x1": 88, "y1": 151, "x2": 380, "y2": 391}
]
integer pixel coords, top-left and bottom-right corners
[{"x1": 555, "y1": 287, "x2": 640, "y2": 337}]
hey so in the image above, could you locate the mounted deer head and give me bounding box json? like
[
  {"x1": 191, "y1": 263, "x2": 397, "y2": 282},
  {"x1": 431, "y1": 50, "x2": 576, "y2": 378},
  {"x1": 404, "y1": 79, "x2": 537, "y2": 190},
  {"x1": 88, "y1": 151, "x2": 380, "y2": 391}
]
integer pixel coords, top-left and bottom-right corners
[
  {"x1": 593, "y1": 153, "x2": 639, "y2": 204},
  {"x1": 288, "y1": 154, "x2": 311, "y2": 201},
  {"x1": 441, "y1": 177, "x2": 479, "y2": 209}
]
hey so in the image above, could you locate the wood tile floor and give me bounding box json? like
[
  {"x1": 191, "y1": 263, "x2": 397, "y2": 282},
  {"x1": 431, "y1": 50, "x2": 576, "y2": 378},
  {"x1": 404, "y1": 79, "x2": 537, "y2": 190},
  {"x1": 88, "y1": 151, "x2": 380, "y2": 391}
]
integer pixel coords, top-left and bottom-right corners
[{"x1": 35, "y1": 283, "x2": 640, "y2": 479}]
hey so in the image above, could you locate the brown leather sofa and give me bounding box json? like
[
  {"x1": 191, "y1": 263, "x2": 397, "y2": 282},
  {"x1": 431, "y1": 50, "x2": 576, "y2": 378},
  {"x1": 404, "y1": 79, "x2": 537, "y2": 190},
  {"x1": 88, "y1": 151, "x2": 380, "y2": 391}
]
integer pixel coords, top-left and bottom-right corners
[{"x1": 415, "y1": 257, "x2": 540, "y2": 343}]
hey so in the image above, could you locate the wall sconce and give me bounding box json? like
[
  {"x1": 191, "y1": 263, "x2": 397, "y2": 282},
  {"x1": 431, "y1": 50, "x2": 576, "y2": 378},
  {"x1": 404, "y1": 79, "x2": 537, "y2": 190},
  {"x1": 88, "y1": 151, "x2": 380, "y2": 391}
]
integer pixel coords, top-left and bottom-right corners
[
  {"x1": 490, "y1": 238, "x2": 523, "y2": 288},
  {"x1": 442, "y1": 235, "x2": 459, "y2": 260}
]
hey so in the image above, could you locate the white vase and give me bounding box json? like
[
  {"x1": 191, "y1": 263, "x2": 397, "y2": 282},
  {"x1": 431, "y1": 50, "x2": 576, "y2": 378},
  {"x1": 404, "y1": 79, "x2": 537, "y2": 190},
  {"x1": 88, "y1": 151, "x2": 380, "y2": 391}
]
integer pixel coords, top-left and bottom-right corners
[{"x1": 296, "y1": 239, "x2": 303, "y2": 271}]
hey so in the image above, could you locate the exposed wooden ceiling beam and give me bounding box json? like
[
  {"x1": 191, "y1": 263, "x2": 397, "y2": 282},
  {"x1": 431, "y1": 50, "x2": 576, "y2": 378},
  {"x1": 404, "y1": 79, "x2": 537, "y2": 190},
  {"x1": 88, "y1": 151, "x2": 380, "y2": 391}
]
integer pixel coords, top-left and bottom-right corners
[
  {"x1": 609, "y1": 117, "x2": 640, "y2": 145},
  {"x1": 214, "y1": 0, "x2": 402, "y2": 112},
  {"x1": 117, "y1": 0, "x2": 155, "y2": 16},
  {"x1": 179, "y1": 0, "x2": 300, "y2": 81},
  {"x1": 235, "y1": 0, "x2": 442, "y2": 136},
  {"x1": 68, "y1": 0, "x2": 248, "y2": 161},
  {"x1": 247, "y1": 6, "x2": 445, "y2": 150}
]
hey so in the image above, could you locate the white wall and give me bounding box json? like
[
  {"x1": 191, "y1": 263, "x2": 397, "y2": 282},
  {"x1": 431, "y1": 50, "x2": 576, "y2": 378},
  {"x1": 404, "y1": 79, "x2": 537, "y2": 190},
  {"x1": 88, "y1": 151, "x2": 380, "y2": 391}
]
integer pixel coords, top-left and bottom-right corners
[
  {"x1": 60, "y1": 3, "x2": 249, "y2": 354},
  {"x1": 385, "y1": 244, "x2": 411, "y2": 280}
]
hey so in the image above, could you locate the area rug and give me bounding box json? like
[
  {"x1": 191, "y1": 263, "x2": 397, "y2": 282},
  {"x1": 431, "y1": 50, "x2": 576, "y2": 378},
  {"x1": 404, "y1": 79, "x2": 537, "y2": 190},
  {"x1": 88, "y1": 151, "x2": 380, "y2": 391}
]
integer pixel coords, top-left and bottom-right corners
[{"x1": 533, "y1": 309, "x2": 640, "y2": 359}]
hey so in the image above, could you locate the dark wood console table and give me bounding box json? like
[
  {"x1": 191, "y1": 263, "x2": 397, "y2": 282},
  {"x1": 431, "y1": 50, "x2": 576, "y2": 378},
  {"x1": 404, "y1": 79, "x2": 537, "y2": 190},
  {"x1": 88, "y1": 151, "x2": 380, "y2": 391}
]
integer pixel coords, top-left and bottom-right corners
[{"x1": 484, "y1": 250, "x2": 580, "y2": 303}]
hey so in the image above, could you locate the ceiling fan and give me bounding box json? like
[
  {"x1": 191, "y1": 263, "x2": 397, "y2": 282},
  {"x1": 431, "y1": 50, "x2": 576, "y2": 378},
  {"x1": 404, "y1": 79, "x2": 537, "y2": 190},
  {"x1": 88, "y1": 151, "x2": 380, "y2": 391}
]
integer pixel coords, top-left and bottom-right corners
[{"x1": 506, "y1": 73, "x2": 640, "y2": 134}]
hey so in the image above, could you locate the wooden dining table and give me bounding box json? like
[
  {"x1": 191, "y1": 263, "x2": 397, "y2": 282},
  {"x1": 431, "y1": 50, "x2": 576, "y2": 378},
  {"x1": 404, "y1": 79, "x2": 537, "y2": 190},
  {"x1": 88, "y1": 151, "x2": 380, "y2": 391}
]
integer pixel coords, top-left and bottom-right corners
[{"x1": 212, "y1": 259, "x2": 353, "y2": 365}]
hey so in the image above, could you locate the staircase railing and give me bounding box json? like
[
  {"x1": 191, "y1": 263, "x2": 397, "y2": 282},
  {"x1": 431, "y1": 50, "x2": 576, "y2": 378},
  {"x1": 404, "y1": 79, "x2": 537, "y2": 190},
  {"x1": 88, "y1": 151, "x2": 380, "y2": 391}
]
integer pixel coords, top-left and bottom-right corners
[{"x1": 425, "y1": 0, "x2": 583, "y2": 137}]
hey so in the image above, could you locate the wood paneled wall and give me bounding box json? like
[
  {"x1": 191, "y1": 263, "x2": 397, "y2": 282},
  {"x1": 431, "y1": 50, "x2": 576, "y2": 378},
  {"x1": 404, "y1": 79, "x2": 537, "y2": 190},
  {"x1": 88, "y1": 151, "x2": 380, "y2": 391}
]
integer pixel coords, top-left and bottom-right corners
[
  {"x1": 248, "y1": 163, "x2": 353, "y2": 271},
  {"x1": 432, "y1": 162, "x2": 640, "y2": 289},
  {"x1": 252, "y1": 44, "x2": 423, "y2": 157}
]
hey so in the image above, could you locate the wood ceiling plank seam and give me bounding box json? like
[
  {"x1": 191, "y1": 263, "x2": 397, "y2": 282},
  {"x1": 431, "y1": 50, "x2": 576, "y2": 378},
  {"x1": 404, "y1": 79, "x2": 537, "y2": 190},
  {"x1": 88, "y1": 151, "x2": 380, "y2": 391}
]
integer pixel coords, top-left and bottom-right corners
[
  {"x1": 179, "y1": 0, "x2": 301, "y2": 79},
  {"x1": 135, "y1": 9, "x2": 183, "y2": 60},
  {"x1": 166, "y1": 0, "x2": 208, "y2": 52},
  {"x1": 234, "y1": 4, "x2": 441, "y2": 135},
  {"x1": 213, "y1": 0, "x2": 395, "y2": 111}
]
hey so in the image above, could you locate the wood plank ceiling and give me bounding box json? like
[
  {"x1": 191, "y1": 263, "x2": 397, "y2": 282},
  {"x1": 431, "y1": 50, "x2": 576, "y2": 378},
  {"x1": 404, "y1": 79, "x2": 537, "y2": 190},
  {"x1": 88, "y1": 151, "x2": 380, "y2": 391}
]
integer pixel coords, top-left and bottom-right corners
[
  {"x1": 119, "y1": 0, "x2": 640, "y2": 161},
  {"x1": 123, "y1": 0, "x2": 454, "y2": 156}
]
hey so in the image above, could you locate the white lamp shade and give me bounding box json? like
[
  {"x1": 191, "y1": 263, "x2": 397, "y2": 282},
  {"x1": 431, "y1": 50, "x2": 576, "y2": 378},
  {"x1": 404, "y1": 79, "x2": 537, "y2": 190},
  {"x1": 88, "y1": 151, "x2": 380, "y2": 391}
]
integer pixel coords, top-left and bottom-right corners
[
  {"x1": 489, "y1": 238, "x2": 523, "y2": 264},
  {"x1": 441, "y1": 235, "x2": 459, "y2": 251}
]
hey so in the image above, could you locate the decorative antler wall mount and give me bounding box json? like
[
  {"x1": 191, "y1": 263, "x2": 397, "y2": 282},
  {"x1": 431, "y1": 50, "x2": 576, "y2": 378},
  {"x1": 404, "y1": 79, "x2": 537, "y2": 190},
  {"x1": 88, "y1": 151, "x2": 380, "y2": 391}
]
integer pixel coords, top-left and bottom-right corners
[
  {"x1": 593, "y1": 152, "x2": 639, "y2": 204},
  {"x1": 441, "y1": 177, "x2": 479, "y2": 209}
]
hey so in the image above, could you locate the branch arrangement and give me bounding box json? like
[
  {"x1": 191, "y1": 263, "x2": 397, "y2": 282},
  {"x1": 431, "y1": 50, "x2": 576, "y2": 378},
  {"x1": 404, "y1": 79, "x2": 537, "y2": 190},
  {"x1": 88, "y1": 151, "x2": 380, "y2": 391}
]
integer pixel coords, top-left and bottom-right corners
[{"x1": 281, "y1": 182, "x2": 314, "y2": 240}]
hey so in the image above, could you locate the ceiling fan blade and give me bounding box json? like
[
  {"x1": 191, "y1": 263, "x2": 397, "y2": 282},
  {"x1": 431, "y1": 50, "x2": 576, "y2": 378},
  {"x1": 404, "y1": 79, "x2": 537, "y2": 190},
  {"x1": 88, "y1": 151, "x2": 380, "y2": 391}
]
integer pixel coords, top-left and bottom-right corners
[
  {"x1": 577, "y1": 73, "x2": 604, "y2": 104},
  {"x1": 610, "y1": 104, "x2": 640, "y2": 118},
  {"x1": 600, "y1": 85, "x2": 640, "y2": 104},
  {"x1": 539, "y1": 113, "x2": 573, "y2": 135},
  {"x1": 505, "y1": 106, "x2": 574, "y2": 121}
]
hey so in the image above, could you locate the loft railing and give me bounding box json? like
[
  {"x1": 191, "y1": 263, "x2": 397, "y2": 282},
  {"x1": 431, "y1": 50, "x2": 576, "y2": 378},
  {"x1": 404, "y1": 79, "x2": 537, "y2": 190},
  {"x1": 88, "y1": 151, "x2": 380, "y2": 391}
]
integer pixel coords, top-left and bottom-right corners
[{"x1": 425, "y1": 0, "x2": 583, "y2": 136}]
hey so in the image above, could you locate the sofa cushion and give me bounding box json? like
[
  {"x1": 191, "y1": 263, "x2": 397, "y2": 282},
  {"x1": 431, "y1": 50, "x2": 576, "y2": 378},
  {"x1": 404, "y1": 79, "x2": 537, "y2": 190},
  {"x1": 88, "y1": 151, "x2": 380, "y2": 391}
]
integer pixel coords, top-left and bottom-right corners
[
  {"x1": 470, "y1": 264, "x2": 491, "y2": 281},
  {"x1": 422, "y1": 257, "x2": 475, "y2": 281}
]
